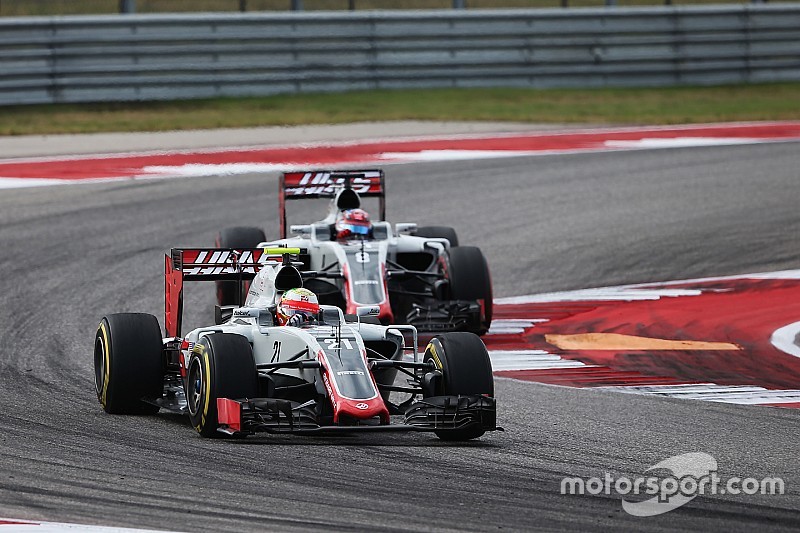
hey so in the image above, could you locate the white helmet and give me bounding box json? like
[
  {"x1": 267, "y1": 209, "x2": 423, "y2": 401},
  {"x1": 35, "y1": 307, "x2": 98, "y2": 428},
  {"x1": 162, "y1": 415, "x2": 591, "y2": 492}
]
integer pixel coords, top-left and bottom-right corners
[{"x1": 277, "y1": 288, "x2": 319, "y2": 326}]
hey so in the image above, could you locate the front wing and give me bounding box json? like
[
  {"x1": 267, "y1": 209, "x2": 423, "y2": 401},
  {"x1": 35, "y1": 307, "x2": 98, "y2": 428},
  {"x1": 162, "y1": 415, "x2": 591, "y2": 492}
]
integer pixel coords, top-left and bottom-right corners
[
  {"x1": 216, "y1": 394, "x2": 497, "y2": 436},
  {"x1": 405, "y1": 300, "x2": 484, "y2": 333}
]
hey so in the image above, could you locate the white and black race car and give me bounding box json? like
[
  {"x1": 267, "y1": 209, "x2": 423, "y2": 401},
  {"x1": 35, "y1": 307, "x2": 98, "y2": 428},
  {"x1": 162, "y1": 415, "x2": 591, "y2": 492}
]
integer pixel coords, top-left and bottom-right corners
[
  {"x1": 215, "y1": 169, "x2": 493, "y2": 335},
  {"x1": 94, "y1": 247, "x2": 498, "y2": 440}
]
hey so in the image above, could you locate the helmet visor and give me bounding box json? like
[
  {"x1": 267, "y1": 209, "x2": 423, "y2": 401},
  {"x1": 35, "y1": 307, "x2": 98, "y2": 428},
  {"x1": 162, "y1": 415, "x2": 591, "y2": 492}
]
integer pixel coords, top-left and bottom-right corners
[
  {"x1": 342, "y1": 223, "x2": 370, "y2": 235},
  {"x1": 281, "y1": 309, "x2": 315, "y2": 320}
]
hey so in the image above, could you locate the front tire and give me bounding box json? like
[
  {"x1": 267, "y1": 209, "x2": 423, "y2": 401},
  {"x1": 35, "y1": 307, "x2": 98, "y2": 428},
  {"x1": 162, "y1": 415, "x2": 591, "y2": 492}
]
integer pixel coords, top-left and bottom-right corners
[
  {"x1": 94, "y1": 313, "x2": 163, "y2": 415},
  {"x1": 186, "y1": 333, "x2": 258, "y2": 437},
  {"x1": 448, "y1": 246, "x2": 493, "y2": 335},
  {"x1": 215, "y1": 226, "x2": 266, "y2": 306},
  {"x1": 423, "y1": 332, "x2": 494, "y2": 441}
]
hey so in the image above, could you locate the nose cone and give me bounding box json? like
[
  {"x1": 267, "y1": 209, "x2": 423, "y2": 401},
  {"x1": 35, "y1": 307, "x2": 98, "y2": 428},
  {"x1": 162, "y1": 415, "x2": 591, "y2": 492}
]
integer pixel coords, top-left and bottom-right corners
[{"x1": 335, "y1": 397, "x2": 390, "y2": 425}]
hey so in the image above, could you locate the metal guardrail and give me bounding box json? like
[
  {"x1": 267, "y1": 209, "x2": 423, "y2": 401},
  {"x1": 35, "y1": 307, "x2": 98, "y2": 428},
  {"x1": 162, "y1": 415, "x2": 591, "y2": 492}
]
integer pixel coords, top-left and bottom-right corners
[
  {"x1": 0, "y1": 1, "x2": 774, "y2": 16},
  {"x1": 0, "y1": 5, "x2": 798, "y2": 106}
]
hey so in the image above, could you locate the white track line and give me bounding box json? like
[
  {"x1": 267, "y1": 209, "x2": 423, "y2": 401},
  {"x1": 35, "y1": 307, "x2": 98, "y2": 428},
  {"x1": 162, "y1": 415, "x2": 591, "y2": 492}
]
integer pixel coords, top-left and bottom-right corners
[
  {"x1": 598, "y1": 384, "x2": 800, "y2": 405},
  {"x1": 0, "y1": 517, "x2": 176, "y2": 532},
  {"x1": 496, "y1": 269, "x2": 800, "y2": 305},
  {"x1": 486, "y1": 318, "x2": 546, "y2": 335},
  {"x1": 771, "y1": 321, "x2": 800, "y2": 359},
  {"x1": 489, "y1": 350, "x2": 591, "y2": 371}
]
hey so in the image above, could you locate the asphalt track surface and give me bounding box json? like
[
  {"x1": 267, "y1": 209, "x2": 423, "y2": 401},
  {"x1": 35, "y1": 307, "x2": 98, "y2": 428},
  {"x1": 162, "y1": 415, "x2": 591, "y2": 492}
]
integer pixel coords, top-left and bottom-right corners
[{"x1": 1, "y1": 139, "x2": 800, "y2": 531}]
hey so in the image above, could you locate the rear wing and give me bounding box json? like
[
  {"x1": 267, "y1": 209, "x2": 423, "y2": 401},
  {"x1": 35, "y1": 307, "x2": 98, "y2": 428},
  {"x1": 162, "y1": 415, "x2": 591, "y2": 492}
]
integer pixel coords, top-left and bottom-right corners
[
  {"x1": 164, "y1": 247, "x2": 300, "y2": 337},
  {"x1": 279, "y1": 169, "x2": 385, "y2": 239}
]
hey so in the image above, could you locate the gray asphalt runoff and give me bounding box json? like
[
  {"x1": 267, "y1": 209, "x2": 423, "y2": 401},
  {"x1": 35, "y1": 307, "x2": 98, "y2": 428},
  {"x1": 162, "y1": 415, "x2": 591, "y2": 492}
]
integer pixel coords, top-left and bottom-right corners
[
  {"x1": 0, "y1": 121, "x2": 553, "y2": 158},
  {"x1": 0, "y1": 130, "x2": 799, "y2": 532}
]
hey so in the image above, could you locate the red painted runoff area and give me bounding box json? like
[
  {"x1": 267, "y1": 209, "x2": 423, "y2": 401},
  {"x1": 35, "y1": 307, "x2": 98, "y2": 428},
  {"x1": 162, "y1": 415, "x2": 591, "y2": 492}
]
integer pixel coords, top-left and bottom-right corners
[
  {"x1": 485, "y1": 274, "x2": 800, "y2": 407},
  {"x1": 2, "y1": 122, "x2": 800, "y2": 183}
]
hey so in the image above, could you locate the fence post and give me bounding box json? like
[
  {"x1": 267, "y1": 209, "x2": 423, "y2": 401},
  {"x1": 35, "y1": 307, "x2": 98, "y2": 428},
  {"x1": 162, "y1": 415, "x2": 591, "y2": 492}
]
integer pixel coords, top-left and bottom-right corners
[
  {"x1": 240, "y1": 0, "x2": 247, "y2": 11},
  {"x1": 453, "y1": 0, "x2": 467, "y2": 7},
  {"x1": 348, "y1": 0, "x2": 356, "y2": 9},
  {"x1": 291, "y1": 0, "x2": 303, "y2": 10},
  {"x1": 119, "y1": 0, "x2": 136, "y2": 13}
]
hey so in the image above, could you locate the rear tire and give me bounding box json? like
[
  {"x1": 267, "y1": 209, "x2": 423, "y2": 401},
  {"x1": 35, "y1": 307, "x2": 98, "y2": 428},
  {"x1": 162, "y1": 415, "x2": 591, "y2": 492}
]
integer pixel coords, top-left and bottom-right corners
[
  {"x1": 94, "y1": 313, "x2": 163, "y2": 415},
  {"x1": 448, "y1": 246, "x2": 493, "y2": 335},
  {"x1": 215, "y1": 226, "x2": 266, "y2": 306},
  {"x1": 423, "y1": 332, "x2": 494, "y2": 441},
  {"x1": 186, "y1": 333, "x2": 258, "y2": 438},
  {"x1": 416, "y1": 226, "x2": 459, "y2": 248}
]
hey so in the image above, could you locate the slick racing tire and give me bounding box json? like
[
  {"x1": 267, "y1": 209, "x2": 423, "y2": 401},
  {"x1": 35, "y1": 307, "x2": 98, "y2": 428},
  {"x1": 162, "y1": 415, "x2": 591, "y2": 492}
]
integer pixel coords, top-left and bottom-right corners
[
  {"x1": 215, "y1": 226, "x2": 267, "y2": 306},
  {"x1": 448, "y1": 246, "x2": 493, "y2": 335},
  {"x1": 94, "y1": 313, "x2": 163, "y2": 415},
  {"x1": 423, "y1": 332, "x2": 494, "y2": 441},
  {"x1": 416, "y1": 225, "x2": 459, "y2": 248},
  {"x1": 187, "y1": 333, "x2": 258, "y2": 438}
]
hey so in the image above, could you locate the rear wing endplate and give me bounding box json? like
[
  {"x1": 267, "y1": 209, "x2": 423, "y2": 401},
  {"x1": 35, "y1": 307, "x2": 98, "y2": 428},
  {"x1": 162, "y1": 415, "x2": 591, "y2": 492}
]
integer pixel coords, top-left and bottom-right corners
[{"x1": 279, "y1": 169, "x2": 385, "y2": 238}]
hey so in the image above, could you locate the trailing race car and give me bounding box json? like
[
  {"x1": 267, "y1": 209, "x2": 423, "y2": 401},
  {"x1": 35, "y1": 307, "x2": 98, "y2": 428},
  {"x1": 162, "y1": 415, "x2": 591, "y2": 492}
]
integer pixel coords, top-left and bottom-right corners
[
  {"x1": 94, "y1": 247, "x2": 498, "y2": 440},
  {"x1": 215, "y1": 169, "x2": 493, "y2": 335}
]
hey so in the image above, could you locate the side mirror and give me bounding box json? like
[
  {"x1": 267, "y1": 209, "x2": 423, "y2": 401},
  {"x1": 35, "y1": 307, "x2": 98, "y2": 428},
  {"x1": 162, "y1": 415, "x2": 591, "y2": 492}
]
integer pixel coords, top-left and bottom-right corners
[
  {"x1": 356, "y1": 305, "x2": 380, "y2": 330},
  {"x1": 357, "y1": 306, "x2": 380, "y2": 317},
  {"x1": 290, "y1": 224, "x2": 312, "y2": 236},
  {"x1": 233, "y1": 308, "x2": 261, "y2": 319},
  {"x1": 395, "y1": 223, "x2": 417, "y2": 235},
  {"x1": 231, "y1": 307, "x2": 274, "y2": 328}
]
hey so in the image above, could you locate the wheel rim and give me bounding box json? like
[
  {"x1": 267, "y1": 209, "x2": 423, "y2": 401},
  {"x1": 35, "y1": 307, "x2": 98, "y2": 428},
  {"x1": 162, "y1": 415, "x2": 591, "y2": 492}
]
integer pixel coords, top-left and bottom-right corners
[
  {"x1": 423, "y1": 340, "x2": 446, "y2": 397},
  {"x1": 187, "y1": 356, "x2": 204, "y2": 416},
  {"x1": 93, "y1": 334, "x2": 106, "y2": 395}
]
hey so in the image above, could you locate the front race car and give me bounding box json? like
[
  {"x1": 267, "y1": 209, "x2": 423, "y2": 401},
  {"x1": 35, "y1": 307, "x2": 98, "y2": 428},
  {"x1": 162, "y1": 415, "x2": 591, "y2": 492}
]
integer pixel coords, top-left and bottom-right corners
[{"x1": 94, "y1": 247, "x2": 500, "y2": 441}]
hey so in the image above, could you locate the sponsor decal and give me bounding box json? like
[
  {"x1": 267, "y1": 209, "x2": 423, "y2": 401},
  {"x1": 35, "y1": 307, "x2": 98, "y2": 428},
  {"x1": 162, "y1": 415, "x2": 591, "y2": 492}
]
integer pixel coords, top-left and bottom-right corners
[
  {"x1": 355, "y1": 403, "x2": 369, "y2": 410},
  {"x1": 285, "y1": 171, "x2": 382, "y2": 196},
  {"x1": 98, "y1": 322, "x2": 110, "y2": 407},
  {"x1": 427, "y1": 342, "x2": 442, "y2": 370},
  {"x1": 183, "y1": 250, "x2": 261, "y2": 276},
  {"x1": 323, "y1": 372, "x2": 337, "y2": 410},
  {"x1": 337, "y1": 370, "x2": 365, "y2": 376}
]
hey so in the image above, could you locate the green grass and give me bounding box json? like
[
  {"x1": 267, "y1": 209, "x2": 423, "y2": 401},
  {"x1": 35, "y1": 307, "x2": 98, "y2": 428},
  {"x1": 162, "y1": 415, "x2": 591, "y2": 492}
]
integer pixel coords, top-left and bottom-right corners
[{"x1": 2, "y1": 84, "x2": 800, "y2": 135}]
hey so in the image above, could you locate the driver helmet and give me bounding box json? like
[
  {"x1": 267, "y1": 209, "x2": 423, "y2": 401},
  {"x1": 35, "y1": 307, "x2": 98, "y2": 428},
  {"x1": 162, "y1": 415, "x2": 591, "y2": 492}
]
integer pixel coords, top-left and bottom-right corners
[
  {"x1": 277, "y1": 288, "x2": 319, "y2": 326},
  {"x1": 335, "y1": 208, "x2": 372, "y2": 240}
]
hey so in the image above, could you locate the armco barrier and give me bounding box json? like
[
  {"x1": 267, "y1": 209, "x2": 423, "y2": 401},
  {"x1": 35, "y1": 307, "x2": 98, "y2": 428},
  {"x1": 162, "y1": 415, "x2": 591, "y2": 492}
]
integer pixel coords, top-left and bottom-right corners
[{"x1": 0, "y1": 5, "x2": 799, "y2": 105}]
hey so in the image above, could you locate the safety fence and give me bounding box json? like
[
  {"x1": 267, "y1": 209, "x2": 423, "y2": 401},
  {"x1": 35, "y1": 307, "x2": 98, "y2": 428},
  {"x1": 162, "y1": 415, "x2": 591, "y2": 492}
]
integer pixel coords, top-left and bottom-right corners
[
  {"x1": 0, "y1": 1, "x2": 785, "y2": 17},
  {"x1": 1, "y1": 4, "x2": 798, "y2": 105}
]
